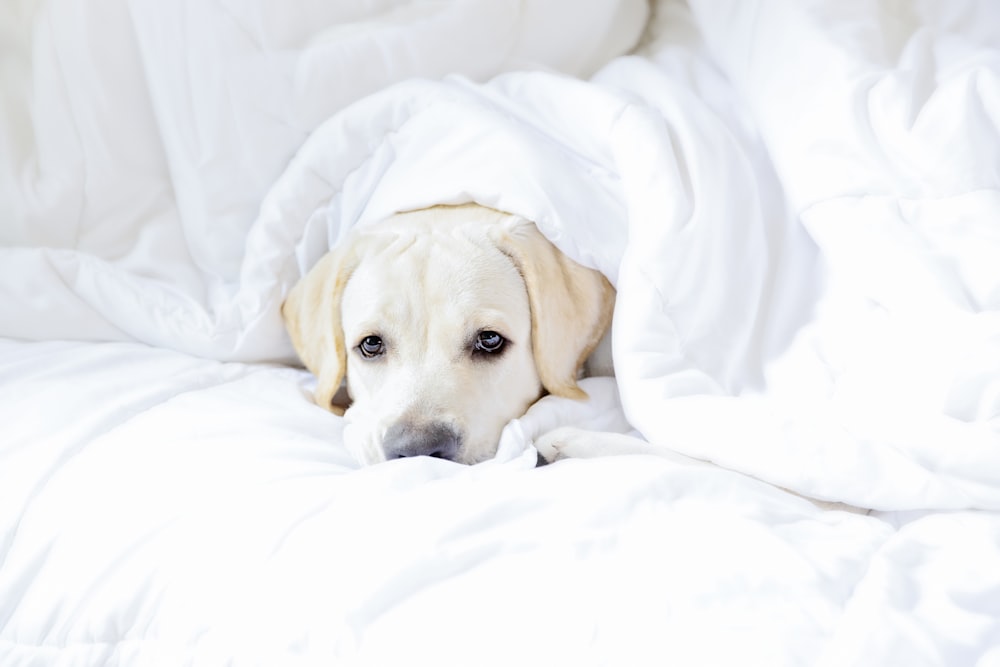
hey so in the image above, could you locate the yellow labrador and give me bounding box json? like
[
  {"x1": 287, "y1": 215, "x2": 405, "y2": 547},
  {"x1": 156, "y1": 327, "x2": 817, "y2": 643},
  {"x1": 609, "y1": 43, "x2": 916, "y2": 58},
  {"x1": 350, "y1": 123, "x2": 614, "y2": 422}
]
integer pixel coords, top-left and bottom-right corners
[{"x1": 282, "y1": 204, "x2": 614, "y2": 465}]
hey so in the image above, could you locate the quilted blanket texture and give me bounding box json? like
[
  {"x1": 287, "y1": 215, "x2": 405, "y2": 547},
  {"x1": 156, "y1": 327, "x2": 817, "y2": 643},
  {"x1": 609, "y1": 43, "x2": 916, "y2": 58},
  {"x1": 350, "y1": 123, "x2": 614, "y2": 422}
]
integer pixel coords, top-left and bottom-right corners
[{"x1": 1, "y1": 0, "x2": 998, "y2": 664}]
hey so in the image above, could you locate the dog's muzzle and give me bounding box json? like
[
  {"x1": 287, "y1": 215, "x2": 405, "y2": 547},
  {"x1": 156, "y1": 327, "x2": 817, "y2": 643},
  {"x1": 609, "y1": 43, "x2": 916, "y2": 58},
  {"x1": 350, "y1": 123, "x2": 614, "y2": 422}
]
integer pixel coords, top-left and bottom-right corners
[{"x1": 383, "y1": 421, "x2": 461, "y2": 461}]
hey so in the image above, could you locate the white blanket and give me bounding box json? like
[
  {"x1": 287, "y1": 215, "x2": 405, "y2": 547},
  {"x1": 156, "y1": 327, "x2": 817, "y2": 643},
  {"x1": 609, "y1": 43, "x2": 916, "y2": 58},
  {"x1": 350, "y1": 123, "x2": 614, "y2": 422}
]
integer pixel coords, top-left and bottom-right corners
[{"x1": 3, "y1": 0, "x2": 1000, "y2": 664}]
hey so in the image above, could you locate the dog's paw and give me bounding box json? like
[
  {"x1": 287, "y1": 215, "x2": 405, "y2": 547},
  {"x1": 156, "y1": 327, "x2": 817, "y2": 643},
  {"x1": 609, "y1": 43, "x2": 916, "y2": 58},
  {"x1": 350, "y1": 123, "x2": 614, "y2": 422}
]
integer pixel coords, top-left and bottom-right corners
[
  {"x1": 534, "y1": 426, "x2": 612, "y2": 463},
  {"x1": 535, "y1": 428, "x2": 708, "y2": 466},
  {"x1": 534, "y1": 426, "x2": 572, "y2": 463}
]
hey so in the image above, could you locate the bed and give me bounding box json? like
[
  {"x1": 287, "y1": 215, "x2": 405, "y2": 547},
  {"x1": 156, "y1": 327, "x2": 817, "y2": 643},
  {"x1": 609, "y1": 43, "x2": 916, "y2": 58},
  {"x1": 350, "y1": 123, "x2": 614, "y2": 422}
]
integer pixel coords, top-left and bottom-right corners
[{"x1": 2, "y1": 0, "x2": 999, "y2": 664}]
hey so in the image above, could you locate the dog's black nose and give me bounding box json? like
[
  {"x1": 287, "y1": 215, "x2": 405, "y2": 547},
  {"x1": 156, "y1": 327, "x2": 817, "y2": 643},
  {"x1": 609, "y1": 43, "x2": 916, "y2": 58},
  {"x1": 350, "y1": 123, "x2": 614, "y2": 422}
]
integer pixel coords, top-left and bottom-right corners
[{"x1": 383, "y1": 422, "x2": 461, "y2": 461}]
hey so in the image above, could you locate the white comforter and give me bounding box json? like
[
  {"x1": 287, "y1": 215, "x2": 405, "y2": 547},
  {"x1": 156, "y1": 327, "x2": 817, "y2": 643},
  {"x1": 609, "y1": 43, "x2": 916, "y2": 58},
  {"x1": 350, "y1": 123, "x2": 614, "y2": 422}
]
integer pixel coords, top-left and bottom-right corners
[{"x1": 2, "y1": 0, "x2": 999, "y2": 664}]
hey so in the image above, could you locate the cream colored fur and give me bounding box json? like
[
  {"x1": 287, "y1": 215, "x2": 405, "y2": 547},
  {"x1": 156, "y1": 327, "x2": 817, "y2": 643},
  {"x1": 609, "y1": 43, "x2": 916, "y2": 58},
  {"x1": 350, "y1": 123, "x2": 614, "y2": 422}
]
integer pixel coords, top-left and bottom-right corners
[{"x1": 282, "y1": 204, "x2": 614, "y2": 465}]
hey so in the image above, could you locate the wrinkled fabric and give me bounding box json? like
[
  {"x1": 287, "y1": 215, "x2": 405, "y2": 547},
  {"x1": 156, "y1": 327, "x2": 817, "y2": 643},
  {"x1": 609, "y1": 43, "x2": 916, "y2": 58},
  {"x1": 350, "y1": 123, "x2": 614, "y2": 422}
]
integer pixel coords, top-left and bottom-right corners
[
  {"x1": 0, "y1": 0, "x2": 646, "y2": 354},
  {"x1": 2, "y1": 0, "x2": 1000, "y2": 664}
]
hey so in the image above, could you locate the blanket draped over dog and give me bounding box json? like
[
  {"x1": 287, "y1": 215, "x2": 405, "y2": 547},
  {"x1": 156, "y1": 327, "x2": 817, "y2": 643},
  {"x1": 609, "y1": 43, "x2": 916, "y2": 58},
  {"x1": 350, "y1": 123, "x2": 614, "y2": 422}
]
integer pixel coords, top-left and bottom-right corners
[
  {"x1": 2, "y1": 1, "x2": 1000, "y2": 664},
  {"x1": 4, "y1": 0, "x2": 996, "y2": 511}
]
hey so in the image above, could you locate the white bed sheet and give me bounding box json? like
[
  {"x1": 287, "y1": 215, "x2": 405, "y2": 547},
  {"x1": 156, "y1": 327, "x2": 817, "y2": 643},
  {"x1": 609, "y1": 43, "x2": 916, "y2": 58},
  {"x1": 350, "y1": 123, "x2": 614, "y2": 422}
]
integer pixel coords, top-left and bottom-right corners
[
  {"x1": 2, "y1": 0, "x2": 1000, "y2": 664},
  {"x1": 1, "y1": 339, "x2": 997, "y2": 664}
]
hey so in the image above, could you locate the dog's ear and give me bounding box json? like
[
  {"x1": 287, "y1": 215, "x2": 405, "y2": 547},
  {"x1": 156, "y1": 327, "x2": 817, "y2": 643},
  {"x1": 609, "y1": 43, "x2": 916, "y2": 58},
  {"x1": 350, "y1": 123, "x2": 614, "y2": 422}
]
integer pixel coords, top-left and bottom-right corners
[
  {"x1": 492, "y1": 220, "x2": 615, "y2": 400},
  {"x1": 281, "y1": 242, "x2": 362, "y2": 415}
]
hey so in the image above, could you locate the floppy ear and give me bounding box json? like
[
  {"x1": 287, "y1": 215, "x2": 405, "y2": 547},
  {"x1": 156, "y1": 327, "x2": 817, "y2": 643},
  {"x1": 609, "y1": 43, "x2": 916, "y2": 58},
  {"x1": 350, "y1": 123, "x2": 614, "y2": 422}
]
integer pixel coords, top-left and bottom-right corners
[
  {"x1": 281, "y1": 243, "x2": 362, "y2": 415},
  {"x1": 492, "y1": 221, "x2": 615, "y2": 400}
]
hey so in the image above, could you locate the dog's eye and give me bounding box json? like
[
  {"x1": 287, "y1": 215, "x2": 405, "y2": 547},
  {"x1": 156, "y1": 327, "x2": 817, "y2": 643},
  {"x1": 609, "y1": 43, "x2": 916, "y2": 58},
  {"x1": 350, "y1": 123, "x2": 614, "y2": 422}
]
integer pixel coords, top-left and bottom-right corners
[
  {"x1": 358, "y1": 335, "x2": 385, "y2": 358},
  {"x1": 474, "y1": 330, "x2": 505, "y2": 354}
]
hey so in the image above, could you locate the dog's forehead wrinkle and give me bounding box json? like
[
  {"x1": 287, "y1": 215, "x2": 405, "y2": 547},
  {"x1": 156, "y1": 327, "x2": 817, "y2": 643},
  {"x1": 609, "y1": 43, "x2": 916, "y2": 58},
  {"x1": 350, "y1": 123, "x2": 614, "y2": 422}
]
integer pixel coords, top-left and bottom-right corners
[{"x1": 361, "y1": 235, "x2": 522, "y2": 306}]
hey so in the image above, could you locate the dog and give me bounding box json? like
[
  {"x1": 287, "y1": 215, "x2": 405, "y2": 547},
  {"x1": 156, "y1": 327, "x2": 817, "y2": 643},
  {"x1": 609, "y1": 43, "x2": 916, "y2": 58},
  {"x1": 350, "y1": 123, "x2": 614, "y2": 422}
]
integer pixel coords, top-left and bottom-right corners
[{"x1": 282, "y1": 204, "x2": 615, "y2": 465}]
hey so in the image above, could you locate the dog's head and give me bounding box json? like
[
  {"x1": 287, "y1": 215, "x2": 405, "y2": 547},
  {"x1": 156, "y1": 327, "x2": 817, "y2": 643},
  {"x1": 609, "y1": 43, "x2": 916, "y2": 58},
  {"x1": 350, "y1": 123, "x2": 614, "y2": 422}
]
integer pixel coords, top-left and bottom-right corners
[{"x1": 282, "y1": 204, "x2": 614, "y2": 464}]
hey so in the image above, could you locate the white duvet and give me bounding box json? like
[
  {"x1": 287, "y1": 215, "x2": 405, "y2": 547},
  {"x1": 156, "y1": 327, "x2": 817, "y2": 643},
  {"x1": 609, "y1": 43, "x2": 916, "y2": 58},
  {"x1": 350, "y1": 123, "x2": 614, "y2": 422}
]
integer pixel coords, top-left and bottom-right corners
[{"x1": 2, "y1": 0, "x2": 999, "y2": 665}]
